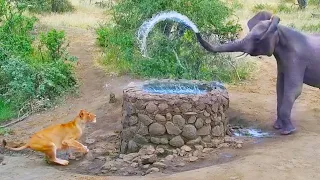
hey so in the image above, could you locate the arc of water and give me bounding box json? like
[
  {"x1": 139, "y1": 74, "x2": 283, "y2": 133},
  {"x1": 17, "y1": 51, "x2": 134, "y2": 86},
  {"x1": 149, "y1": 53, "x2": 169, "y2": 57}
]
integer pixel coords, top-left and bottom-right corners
[{"x1": 137, "y1": 11, "x2": 200, "y2": 58}]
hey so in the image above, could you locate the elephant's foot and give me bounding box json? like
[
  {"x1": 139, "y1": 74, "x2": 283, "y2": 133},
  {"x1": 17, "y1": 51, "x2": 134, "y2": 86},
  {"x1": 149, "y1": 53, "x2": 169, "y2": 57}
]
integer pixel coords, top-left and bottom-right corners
[
  {"x1": 273, "y1": 119, "x2": 283, "y2": 130},
  {"x1": 280, "y1": 124, "x2": 296, "y2": 135}
]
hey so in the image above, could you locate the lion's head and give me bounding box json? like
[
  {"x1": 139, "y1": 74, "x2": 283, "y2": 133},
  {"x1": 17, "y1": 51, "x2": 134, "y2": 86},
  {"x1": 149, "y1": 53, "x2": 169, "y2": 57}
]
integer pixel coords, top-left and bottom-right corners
[{"x1": 78, "y1": 109, "x2": 96, "y2": 123}]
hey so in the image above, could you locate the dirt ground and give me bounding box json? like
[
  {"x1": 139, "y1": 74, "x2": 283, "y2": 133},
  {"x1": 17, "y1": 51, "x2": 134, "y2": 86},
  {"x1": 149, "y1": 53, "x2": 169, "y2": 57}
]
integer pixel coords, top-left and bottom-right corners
[{"x1": 1, "y1": 2, "x2": 320, "y2": 180}]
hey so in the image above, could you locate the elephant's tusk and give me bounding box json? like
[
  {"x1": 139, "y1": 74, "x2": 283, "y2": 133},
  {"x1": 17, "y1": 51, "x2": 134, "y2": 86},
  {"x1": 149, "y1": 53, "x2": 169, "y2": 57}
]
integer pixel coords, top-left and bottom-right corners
[{"x1": 235, "y1": 53, "x2": 248, "y2": 59}]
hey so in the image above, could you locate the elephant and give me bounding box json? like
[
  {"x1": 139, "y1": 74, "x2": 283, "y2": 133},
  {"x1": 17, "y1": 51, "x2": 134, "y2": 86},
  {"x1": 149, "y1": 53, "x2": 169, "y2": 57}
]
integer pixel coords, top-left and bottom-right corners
[{"x1": 195, "y1": 11, "x2": 320, "y2": 135}]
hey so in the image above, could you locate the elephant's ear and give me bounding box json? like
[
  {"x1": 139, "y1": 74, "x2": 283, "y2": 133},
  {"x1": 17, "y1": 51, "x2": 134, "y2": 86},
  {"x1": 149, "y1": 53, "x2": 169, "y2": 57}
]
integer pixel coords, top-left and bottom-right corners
[{"x1": 247, "y1": 11, "x2": 273, "y2": 31}]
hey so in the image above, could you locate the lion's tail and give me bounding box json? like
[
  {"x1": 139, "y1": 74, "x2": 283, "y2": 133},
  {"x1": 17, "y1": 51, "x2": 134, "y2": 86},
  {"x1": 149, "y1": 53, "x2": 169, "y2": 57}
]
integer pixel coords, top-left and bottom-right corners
[{"x1": 2, "y1": 139, "x2": 29, "y2": 151}]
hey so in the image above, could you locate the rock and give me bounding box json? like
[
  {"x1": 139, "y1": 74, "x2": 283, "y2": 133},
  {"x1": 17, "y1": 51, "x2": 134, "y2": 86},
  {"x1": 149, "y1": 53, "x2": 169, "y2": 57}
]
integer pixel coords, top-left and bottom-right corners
[
  {"x1": 193, "y1": 150, "x2": 201, "y2": 157},
  {"x1": 160, "y1": 137, "x2": 168, "y2": 144},
  {"x1": 202, "y1": 148, "x2": 214, "y2": 153},
  {"x1": 180, "y1": 103, "x2": 192, "y2": 113},
  {"x1": 197, "y1": 125, "x2": 211, "y2": 136},
  {"x1": 1, "y1": 162, "x2": 6, "y2": 165},
  {"x1": 138, "y1": 114, "x2": 153, "y2": 126},
  {"x1": 85, "y1": 138, "x2": 95, "y2": 144},
  {"x1": 132, "y1": 156, "x2": 141, "y2": 163},
  {"x1": 109, "y1": 93, "x2": 116, "y2": 103},
  {"x1": 185, "y1": 112, "x2": 197, "y2": 115},
  {"x1": 131, "y1": 162, "x2": 139, "y2": 168},
  {"x1": 179, "y1": 149, "x2": 186, "y2": 157},
  {"x1": 201, "y1": 141, "x2": 214, "y2": 148},
  {"x1": 174, "y1": 107, "x2": 180, "y2": 113},
  {"x1": 169, "y1": 136, "x2": 185, "y2": 147},
  {"x1": 224, "y1": 136, "x2": 236, "y2": 143},
  {"x1": 212, "y1": 138, "x2": 223, "y2": 147},
  {"x1": 188, "y1": 116, "x2": 197, "y2": 124},
  {"x1": 120, "y1": 141, "x2": 128, "y2": 154},
  {"x1": 205, "y1": 118, "x2": 211, "y2": 124},
  {"x1": 172, "y1": 149, "x2": 178, "y2": 154},
  {"x1": 141, "y1": 154, "x2": 157, "y2": 164},
  {"x1": 129, "y1": 116, "x2": 138, "y2": 126},
  {"x1": 194, "y1": 145, "x2": 204, "y2": 151},
  {"x1": 110, "y1": 167, "x2": 118, "y2": 171},
  {"x1": 182, "y1": 125, "x2": 197, "y2": 140},
  {"x1": 218, "y1": 143, "x2": 230, "y2": 148},
  {"x1": 155, "y1": 114, "x2": 166, "y2": 123},
  {"x1": 127, "y1": 140, "x2": 139, "y2": 153},
  {"x1": 181, "y1": 145, "x2": 192, "y2": 152},
  {"x1": 119, "y1": 154, "x2": 125, "y2": 159},
  {"x1": 204, "y1": 111, "x2": 210, "y2": 117},
  {"x1": 197, "y1": 102, "x2": 206, "y2": 110},
  {"x1": 146, "y1": 167, "x2": 160, "y2": 174},
  {"x1": 136, "y1": 100, "x2": 146, "y2": 110},
  {"x1": 173, "y1": 115, "x2": 186, "y2": 129},
  {"x1": 155, "y1": 147, "x2": 165, "y2": 154},
  {"x1": 158, "y1": 103, "x2": 169, "y2": 112},
  {"x1": 0, "y1": 155, "x2": 4, "y2": 163},
  {"x1": 123, "y1": 153, "x2": 139, "y2": 162},
  {"x1": 133, "y1": 134, "x2": 149, "y2": 145},
  {"x1": 151, "y1": 137, "x2": 161, "y2": 144},
  {"x1": 211, "y1": 103, "x2": 219, "y2": 113},
  {"x1": 149, "y1": 123, "x2": 166, "y2": 135},
  {"x1": 176, "y1": 162, "x2": 185, "y2": 167},
  {"x1": 153, "y1": 162, "x2": 167, "y2": 168},
  {"x1": 121, "y1": 126, "x2": 138, "y2": 141},
  {"x1": 166, "y1": 113, "x2": 172, "y2": 120},
  {"x1": 212, "y1": 125, "x2": 223, "y2": 137},
  {"x1": 146, "y1": 102, "x2": 158, "y2": 113},
  {"x1": 195, "y1": 118, "x2": 204, "y2": 129},
  {"x1": 165, "y1": 155, "x2": 174, "y2": 161},
  {"x1": 142, "y1": 164, "x2": 150, "y2": 169},
  {"x1": 186, "y1": 136, "x2": 201, "y2": 145},
  {"x1": 202, "y1": 135, "x2": 212, "y2": 142},
  {"x1": 236, "y1": 143, "x2": 243, "y2": 148},
  {"x1": 140, "y1": 145, "x2": 155, "y2": 155},
  {"x1": 189, "y1": 156, "x2": 198, "y2": 162},
  {"x1": 165, "y1": 122, "x2": 182, "y2": 135},
  {"x1": 102, "y1": 161, "x2": 115, "y2": 170},
  {"x1": 137, "y1": 123, "x2": 149, "y2": 135}
]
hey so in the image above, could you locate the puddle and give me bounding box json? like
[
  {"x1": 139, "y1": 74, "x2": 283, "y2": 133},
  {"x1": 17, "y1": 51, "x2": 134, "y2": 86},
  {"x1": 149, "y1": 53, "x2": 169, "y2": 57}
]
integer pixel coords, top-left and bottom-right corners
[{"x1": 233, "y1": 127, "x2": 274, "y2": 138}]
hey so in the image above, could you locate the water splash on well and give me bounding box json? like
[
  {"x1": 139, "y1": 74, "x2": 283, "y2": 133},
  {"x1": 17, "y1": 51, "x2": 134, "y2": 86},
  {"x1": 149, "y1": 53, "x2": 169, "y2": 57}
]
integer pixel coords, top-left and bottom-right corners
[{"x1": 137, "y1": 11, "x2": 199, "y2": 57}]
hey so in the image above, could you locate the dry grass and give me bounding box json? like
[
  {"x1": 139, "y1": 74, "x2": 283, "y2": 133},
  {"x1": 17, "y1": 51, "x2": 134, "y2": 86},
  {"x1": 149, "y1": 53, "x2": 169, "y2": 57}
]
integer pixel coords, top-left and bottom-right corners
[
  {"x1": 229, "y1": 0, "x2": 320, "y2": 33},
  {"x1": 35, "y1": 0, "x2": 111, "y2": 29}
]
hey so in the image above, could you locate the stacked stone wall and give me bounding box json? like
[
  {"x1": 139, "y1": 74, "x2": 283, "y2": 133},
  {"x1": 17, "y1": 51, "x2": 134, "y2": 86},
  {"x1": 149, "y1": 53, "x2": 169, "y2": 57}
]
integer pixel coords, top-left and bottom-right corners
[{"x1": 120, "y1": 81, "x2": 230, "y2": 154}]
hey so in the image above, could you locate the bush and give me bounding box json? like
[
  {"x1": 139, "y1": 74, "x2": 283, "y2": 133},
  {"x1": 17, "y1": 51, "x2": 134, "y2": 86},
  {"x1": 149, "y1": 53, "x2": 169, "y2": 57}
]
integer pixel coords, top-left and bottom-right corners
[
  {"x1": 0, "y1": 0, "x2": 77, "y2": 120},
  {"x1": 96, "y1": 0, "x2": 253, "y2": 83},
  {"x1": 14, "y1": 0, "x2": 74, "y2": 13}
]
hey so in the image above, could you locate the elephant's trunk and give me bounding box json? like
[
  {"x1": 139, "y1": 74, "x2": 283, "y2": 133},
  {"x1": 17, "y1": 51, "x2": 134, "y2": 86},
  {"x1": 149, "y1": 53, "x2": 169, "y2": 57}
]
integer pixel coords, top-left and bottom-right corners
[{"x1": 196, "y1": 33, "x2": 245, "y2": 53}]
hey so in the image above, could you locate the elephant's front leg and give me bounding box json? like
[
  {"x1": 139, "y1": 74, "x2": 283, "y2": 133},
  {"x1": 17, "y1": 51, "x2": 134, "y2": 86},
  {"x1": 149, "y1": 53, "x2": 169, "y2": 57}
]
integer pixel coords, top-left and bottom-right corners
[
  {"x1": 279, "y1": 69, "x2": 304, "y2": 135},
  {"x1": 273, "y1": 71, "x2": 284, "y2": 129}
]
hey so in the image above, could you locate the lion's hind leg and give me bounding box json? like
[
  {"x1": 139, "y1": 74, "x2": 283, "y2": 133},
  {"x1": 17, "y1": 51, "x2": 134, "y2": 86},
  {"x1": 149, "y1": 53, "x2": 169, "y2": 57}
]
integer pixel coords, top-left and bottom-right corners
[{"x1": 29, "y1": 137, "x2": 69, "y2": 166}]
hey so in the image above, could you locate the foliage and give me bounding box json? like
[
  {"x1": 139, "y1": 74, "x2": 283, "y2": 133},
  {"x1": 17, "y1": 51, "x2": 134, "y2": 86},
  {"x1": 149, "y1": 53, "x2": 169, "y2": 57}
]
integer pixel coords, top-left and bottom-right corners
[
  {"x1": 0, "y1": 99, "x2": 14, "y2": 122},
  {"x1": 0, "y1": 0, "x2": 77, "y2": 120},
  {"x1": 96, "y1": 0, "x2": 253, "y2": 83},
  {"x1": 14, "y1": 0, "x2": 74, "y2": 13}
]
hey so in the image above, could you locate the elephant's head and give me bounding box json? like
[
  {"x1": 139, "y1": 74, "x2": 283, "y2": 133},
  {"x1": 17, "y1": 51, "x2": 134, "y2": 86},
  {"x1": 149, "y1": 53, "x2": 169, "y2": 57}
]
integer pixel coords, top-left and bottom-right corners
[{"x1": 196, "y1": 11, "x2": 280, "y2": 57}]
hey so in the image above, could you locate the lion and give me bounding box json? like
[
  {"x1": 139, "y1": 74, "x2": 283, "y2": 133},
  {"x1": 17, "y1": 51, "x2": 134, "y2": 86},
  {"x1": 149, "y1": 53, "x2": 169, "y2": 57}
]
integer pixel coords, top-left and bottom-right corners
[{"x1": 2, "y1": 109, "x2": 96, "y2": 166}]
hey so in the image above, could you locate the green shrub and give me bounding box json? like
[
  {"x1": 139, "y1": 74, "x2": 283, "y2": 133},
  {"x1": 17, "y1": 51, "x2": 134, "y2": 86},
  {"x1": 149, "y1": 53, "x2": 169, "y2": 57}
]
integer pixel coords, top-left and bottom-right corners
[
  {"x1": 97, "y1": 0, "x2": 252, "y2": 83},
  {"x1": 0, "y1": 0, "x2": 77, "y2": 120},
  {"x1": 0, "y1": 99, "x2": 14, "y2": 121}
]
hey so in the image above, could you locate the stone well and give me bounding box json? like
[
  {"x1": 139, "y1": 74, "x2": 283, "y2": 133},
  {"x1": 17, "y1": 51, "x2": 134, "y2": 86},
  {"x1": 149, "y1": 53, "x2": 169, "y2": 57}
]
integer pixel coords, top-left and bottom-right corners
[{"x1": 120, "y1": 79, "x2": 230, "y2": 154}]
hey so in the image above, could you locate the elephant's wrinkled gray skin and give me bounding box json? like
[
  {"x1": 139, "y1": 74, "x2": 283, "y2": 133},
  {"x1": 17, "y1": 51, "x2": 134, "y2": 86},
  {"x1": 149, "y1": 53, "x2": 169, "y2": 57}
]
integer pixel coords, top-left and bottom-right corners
[{"x1": 195, "y1": 11, "x2": 320, "y2": 135}]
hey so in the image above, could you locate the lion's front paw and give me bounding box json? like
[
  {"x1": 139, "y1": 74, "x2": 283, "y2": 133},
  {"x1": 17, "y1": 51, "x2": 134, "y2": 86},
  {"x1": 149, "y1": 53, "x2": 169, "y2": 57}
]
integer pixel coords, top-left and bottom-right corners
[{"x1": 83, "y1": 146, "x2": 89, "y2": 153}]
